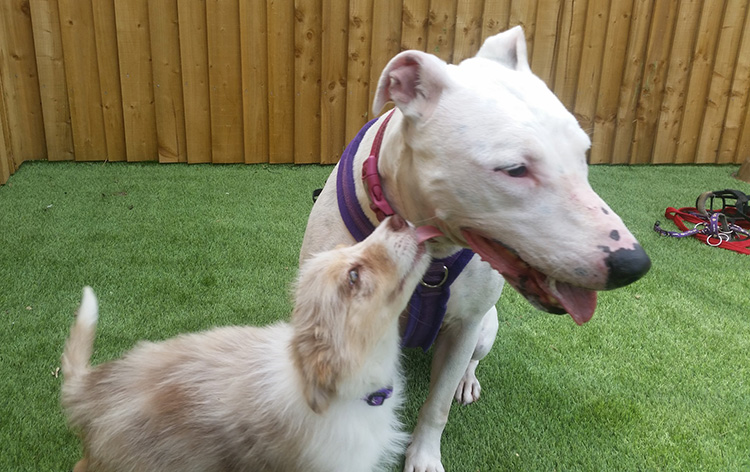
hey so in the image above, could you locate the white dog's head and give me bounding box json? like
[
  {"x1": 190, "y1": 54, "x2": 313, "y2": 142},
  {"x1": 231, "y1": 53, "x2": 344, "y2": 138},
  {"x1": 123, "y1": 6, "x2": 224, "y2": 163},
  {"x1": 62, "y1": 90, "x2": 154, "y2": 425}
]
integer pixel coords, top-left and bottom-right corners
[
  {"x1": 373, "y1": 26, "x2": 650, "y2": 325},
  {"x1": 291, "y1": 215, "x2": 429, "y2": 413}
]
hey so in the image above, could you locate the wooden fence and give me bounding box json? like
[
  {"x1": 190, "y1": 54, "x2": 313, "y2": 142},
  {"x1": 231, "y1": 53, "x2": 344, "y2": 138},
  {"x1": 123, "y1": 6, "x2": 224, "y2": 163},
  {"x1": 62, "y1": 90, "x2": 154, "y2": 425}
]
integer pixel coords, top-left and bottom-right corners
[{"x1": 1, "y1": 0, "x2": 750, "y2": 186}]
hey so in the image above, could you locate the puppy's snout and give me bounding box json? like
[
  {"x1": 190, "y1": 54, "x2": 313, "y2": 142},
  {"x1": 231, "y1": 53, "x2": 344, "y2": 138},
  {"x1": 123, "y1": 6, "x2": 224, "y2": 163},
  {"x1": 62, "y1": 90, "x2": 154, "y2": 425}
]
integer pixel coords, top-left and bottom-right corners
[{"x1": 387, "y1": 214, "x2": 407, "y2": 231}]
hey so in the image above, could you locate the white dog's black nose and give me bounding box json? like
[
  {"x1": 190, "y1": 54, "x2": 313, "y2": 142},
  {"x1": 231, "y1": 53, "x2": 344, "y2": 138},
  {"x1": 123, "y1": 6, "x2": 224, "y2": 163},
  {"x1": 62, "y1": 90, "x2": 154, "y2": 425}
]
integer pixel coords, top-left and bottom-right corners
[{"x1": 604, "y1": 244, "x2": 651, "y2": 289}]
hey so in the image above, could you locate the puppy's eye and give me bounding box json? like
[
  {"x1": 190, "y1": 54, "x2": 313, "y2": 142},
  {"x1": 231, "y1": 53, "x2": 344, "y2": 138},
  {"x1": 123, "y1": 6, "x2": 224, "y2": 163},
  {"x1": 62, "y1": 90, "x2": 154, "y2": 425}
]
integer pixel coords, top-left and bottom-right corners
[
  {"x1": 348, "y1": 269, "x2": 359, "y2": 286},
  {"x1": 496, "y1": 165, "x2": 528, "y2": 178}
]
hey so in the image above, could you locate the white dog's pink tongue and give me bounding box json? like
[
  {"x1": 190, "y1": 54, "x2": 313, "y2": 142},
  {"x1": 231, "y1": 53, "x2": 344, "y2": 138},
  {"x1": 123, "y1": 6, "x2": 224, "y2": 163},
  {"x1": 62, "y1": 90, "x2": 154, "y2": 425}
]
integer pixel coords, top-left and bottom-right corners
[
  {"x1": 461, "y1": 230, "x2": 596, "y2": 325},
  {"x1": 416, "y1": 225, "x2": 445, "y2": 243},
  {"x1": 547, "y1": 279, "x2": 597, "y2": 325}
]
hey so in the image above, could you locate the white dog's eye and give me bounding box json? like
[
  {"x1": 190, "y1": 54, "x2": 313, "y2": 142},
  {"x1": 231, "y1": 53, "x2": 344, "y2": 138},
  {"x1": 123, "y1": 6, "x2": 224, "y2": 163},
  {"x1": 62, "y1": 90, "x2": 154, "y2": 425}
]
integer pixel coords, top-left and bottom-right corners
[
  {"x1": 348, "y1": 269, "x2": 359, "y2": 286},
  {"x1": 499, "y1": 165, "x2": 528, "y2": 178}
]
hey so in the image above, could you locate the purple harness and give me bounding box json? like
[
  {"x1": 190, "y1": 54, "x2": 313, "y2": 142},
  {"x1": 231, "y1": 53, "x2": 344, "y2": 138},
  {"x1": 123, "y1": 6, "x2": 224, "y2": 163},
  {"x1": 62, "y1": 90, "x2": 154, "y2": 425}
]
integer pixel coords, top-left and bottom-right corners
[{"x1": 336, "y1": 117, "x2": 475, "y2": 352}]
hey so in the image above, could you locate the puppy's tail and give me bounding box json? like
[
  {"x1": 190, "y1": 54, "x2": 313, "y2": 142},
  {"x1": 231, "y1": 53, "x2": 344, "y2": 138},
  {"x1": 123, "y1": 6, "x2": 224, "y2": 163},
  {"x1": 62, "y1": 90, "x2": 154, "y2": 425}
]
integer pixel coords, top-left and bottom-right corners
[{"x1": 61, "y1": 287, "x2": 98, "y2": 401}]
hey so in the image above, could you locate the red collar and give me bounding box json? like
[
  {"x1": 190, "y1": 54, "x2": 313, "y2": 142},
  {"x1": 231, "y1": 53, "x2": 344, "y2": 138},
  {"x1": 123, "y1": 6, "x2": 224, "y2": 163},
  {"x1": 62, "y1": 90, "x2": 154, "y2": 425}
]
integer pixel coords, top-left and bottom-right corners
[
  {"x1": 360, "y1": 110, "x2": 446, "y2": 242},
  {"x1": 361, "y1": 111, "x2": 396, "y2": 221}
]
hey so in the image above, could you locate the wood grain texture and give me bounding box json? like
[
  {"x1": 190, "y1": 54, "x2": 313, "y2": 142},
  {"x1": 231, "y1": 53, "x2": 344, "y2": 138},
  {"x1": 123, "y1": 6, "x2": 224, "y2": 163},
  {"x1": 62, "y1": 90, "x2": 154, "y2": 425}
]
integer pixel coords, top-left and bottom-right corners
[
  {"x1": 0, "y1": 0, "x2": 47, "y2": 163},
  {"x1": 294, "y1": 0, "x2": 323, "y2": 164},
  {"x1": 149, "y1": 0, "x2": 187, "y2": 163},
  {"x1": 651, "y1": 0, "x2": 701, "y2": 164},
  {"x1": 719, "y1": 4, "x2": 750, "y2": 165},
  {"x1": 267, "y1": 0, "x2": 295, "y2": 163},
  {"x1": 114, "y1": 0, "x2": 158, "y2": 162},
  {"x1": 206, "y1": 0, "x2": 244, "y2": 163},
  {"x1": 2, "y1": 0, "x2": 749, "y2": 171},
  {"x1": 320, "y1": 0, "x2": 349, "y2": 163},
  {"x1": 29, "y1": 0, "x2": 74, "y2": 161},
  {"x1": 589, "y1": 0, "x2": 633, "y2": 164},
  {"x1": 177, "y1": 0, "x2": 212, "y2": 163},
  {"x1": 91, "y1": 0, "x2": 127, "y2": 162},
  {"x1": 345, "y1": 0, "x2": 373, "y2": 143},
  {"x1": 695, "y1": 0, "x2": 747, "y2": 164},
  {"x1": 629, "y1": 0, "x2": 678, "y2": 164},
  {"x1": 240, "y1": 1, "x2": 269, "y2": 163}
]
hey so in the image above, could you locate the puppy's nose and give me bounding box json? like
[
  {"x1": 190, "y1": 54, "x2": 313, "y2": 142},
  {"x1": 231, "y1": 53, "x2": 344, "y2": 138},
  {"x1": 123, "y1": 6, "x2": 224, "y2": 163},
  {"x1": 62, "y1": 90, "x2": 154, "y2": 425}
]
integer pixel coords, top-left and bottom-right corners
[
  {"x1": 387, "y1": 214, "x2": 407, "y2": 231},
  {"x1": 605, "y1": 244, "x2": 651, "y2": 289}
]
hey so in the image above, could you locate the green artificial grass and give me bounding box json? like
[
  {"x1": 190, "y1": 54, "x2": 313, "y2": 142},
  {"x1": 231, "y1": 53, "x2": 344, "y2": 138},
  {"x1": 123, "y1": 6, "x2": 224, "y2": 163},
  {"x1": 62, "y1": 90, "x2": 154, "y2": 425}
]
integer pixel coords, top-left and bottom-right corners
[{"x1": 1, "y1": 161, "x2": 748, "y2": 471}]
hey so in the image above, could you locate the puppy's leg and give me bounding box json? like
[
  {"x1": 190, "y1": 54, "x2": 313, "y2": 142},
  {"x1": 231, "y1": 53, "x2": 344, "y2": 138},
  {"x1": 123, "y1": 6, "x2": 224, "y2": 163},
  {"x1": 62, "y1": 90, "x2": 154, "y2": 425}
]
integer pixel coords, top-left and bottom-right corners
[
  {"x1": 455, "y1": 305, "x2": 499, "y2": 405},
  {"x1": 404, "y1": 319, "x2": 483, "y2": 472}
]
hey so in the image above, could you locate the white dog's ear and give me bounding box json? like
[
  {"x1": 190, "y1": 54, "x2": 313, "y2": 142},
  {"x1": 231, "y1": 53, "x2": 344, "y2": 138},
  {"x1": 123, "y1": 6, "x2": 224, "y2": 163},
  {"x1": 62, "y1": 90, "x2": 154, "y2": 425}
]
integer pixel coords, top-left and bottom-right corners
[
  {"x1": 476, "y1": 25, "x2": 531, "y2": 73},
  {"x1": 373, "y1": 50, "x2": 450, "y2": 121}
]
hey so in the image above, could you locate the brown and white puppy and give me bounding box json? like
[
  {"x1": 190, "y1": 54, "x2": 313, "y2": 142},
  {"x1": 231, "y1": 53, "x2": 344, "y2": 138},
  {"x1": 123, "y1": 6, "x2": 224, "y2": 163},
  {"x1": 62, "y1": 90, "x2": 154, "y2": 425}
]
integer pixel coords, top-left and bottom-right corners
[{"x1": 61, "y1": 215, "x2": 430, "y2": 472}]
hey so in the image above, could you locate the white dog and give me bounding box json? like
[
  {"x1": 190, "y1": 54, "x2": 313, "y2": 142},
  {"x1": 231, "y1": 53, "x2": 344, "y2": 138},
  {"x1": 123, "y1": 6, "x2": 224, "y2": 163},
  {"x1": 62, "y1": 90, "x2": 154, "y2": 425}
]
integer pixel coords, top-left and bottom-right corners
[
  {"x1": 61, "y1": 215, "x2": 430, "y2": 472},
  {"x1": 300, "y1": 26, "x2": 651, "y2": 471}
]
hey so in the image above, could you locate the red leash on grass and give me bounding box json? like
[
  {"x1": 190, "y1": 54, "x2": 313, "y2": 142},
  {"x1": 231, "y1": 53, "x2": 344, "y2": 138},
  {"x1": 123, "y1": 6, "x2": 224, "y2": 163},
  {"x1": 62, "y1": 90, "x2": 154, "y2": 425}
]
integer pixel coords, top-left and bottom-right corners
[{"x1": 654, "y1": 189, "x2": 750, "y2": 255}]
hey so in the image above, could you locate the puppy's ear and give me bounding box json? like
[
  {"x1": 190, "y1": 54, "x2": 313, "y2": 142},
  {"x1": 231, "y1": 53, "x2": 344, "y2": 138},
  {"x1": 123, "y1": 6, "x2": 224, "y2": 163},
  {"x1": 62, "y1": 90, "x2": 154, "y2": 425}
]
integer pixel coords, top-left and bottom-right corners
[
  {"x1": 291, "y1": 296, "x2": 348, "y2": 414},
  {"x1": 373, "y1": 50, "x2": 450, "y2": 121},
  {"x1": 476, "y1": 25, "x2": 531, "y2": 73}
]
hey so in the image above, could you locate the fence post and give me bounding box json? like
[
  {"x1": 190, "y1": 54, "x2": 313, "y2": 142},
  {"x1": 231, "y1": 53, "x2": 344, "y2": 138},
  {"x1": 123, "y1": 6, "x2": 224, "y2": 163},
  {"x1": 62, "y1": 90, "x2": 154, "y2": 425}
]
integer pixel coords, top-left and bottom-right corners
[{"x1": 735, "y1": 156, "x2": 750, "y2": 183}]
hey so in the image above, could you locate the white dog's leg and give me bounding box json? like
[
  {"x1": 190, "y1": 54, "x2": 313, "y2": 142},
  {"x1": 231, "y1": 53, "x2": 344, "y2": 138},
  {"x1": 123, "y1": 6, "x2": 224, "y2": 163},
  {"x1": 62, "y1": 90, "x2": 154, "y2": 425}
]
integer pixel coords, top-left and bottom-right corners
[
  {"x1": 454, "y1": 305, "x2": 498, "y2": 405},
  {"x1": 404, "y1": 319, "x2": 482, "y2": 472}
]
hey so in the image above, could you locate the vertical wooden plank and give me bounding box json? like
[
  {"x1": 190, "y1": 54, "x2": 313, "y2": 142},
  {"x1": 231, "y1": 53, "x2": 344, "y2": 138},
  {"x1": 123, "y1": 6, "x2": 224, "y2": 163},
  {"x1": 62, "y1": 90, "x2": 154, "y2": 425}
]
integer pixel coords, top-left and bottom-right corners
[
  {"x1": 531, "y1": 0, "x2": 563, "y2": 86},
  {"x1": 480, "y1": 0, "x2": 511, "y2": 42},
  {"x1": 696, "y1": 0, "x2": 747, "y2": 164},
  {"x1": 92, "y1": 0, "x2": 127, "y2": 162},
  {"x1": 0, "y1": 0, "x2": 47, "y2": 162},
  {"x1": 240, "y1": 1, "x2": 268, "y2": 163},
  {"x1": 651, "y1": 0, "x2": 701, "y2": 164},
  {"x1": 206, "y1": 0, "x2": 244, "y2": 163},
  {"x1": 629, "y1": 0, "x2": 678, "y2": 164},
  {"x1": 115, "y1": 0, "x2": 158, "y2": 161},
  {"x1": 589, "y1": 0, "x2": 634, "y2": 164},
  {"x1": 267, "y1": 0, "x2": 295, "y2": 163},
  {"x1": 674, "y1": 1, "x2": 725, "y2": 163},
  {"x1": 58, "y1": 0, "x2": 108, "y2": 161},
  {"x1": 177, "y1": 0, "x2": 212, "y2": 164},
  {"x1": 426, "y1": 0, "x2": 457, "y2": 62},
  {"x1": 0, "y1": 88, "x2": 12, "y2": 183},
  {"x1": 509, "y1": 0, "x2": 538, "y2": 59},
  {"x1": 573, "y1": 0, "x2": 611, "y2": 142},
  {"x1": 369, "y1": 0, "x2": 402, "y2": 106},
  {"x1": 345, "y1": 0, "x2": 373, "y2": 143},
  {"x1": 29, "y1": 0, "x2": 74, "y2": 161},
  {"x1": 320, "y1": 0, "x2": 349, "y2": 163},
  {"x1": 610, "y1": 0, "x2": 653, "y2": 164},
  {"x1": 402, "y1": 0, "x2": 429, "y2": 51},
  {"x1": 149, "y1": 0, "x2": 187, "y2": 163},
  {"x1": 552, "y1": 0, "x2": 589, "y2": 108},
  {"x1": 718, "y1": 6, "x2": 750, "y2": 164},
  {"x1": 453, "y1": 0, "x2": 484, "y2": 63},
  {"x1": 294, "y1": 0, "x2": 322, "y2": 163},
  {"x1": 738, "y1": 92, "x2": 750, "y2": 164}
]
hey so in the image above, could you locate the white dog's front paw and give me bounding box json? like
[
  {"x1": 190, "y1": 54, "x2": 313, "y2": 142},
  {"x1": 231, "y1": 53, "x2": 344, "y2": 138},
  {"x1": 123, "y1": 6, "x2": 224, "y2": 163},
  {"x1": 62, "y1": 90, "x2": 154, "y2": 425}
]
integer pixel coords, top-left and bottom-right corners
[
  {"x1": 404, "y1": 453, "x2": 445, "y2": 472},
  {"x1": 454, "y1": 359, "x2": 481, "y2": 405},
  {"x1": 403, "y1": 443, "x2": 444, "y2": 472}
]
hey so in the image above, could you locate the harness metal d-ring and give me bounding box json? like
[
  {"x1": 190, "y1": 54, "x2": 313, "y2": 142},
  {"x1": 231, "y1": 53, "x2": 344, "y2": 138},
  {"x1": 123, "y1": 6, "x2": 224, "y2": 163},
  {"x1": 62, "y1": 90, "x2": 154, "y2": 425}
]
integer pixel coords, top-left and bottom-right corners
[
  {"x1": 706, "y1": 234, "x2": 725, "y2": 247},
  {"x1": 421, "y1": 264, "x2": 449, "y2": 288}
]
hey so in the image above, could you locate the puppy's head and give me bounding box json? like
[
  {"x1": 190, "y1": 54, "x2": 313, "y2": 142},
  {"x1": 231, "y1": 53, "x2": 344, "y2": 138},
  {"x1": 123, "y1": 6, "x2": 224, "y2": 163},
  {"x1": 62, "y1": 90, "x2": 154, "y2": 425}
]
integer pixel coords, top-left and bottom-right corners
[{"x1": 292, "y1": 215, "x2": 429, "y2": 413}]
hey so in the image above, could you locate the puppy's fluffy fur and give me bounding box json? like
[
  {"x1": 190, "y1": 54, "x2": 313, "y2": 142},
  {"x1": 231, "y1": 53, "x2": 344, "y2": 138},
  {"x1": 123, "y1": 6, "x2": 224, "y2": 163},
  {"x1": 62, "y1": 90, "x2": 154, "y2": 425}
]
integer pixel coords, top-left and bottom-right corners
[{"x1": 61, "y1": 216, "x2": 430, "y2": 472}]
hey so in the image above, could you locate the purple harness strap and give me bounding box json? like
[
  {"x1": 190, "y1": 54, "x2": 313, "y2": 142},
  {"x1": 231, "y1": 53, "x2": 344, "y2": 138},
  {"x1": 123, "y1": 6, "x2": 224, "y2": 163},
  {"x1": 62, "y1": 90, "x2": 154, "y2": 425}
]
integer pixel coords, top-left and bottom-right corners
[{"x1": 337, "y1": 117, "x2": 474, "y2": 352}]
